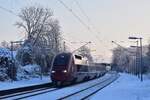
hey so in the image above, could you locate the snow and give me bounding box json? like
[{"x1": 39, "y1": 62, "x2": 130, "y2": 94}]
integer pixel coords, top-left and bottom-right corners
[
  {"x1": 19, "y1": 64, "x2": 40, "y2": 75},
  {"x1": 0, "y1": 47, "x2": 11, "y2": 58},
  {"x1": 3, "y1": 72, "x2": 150, "y2": 100},
  {"x1": 0, "y1": 48, "x2": 51, "y2": 91},
  {"x1": 0, "y1": 47, "x2": 17, "y2": 59},
  {"x1": 16, "y1": 64, "x2": 46, "y2": 81},
  {"x1": 14, "y1": 73, "x2": 115, "y2": 100},
  {"x1": 0, "y1": 76, "x2": 51, "y2": 91},
  {"x1": 91, "y1": 73, "x2": 150, "y2": 100},
  {"x1": 24, "y1": 64, "x2": 41, "y2": 72}
]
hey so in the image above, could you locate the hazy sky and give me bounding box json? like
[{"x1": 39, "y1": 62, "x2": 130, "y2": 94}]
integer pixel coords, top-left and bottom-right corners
[{"x1": 0, "y1": 0, "x2": 150, "y2": 62}]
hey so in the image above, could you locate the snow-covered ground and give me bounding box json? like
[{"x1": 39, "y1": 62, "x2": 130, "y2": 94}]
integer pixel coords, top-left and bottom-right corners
[
  {"x1": 91, "y1": 73, "x2": 150, "y2": 100},
  {"x1": 0, "y1": 76, "x2": 51, "y2": 91},
  {"x1": 3, "y1": 72, "x2": 150, "y2": 100},
  {"x1": 7, "y1": 73, "x2": 116, "y2": 100}
]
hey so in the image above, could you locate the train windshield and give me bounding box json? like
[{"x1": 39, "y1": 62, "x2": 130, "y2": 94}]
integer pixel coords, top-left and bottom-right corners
[{"x1": 53, "y1": 54, "x2": 70, "y2": 67}]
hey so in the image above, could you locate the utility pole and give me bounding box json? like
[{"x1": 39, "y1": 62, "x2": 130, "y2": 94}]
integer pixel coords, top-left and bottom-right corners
[
  {"x1": 10, "y1": 41, "x2": 14, "y2": 82},
  {"x1": 128, "y1": 36, "x2": 143, "y2": 82},
  {"x1": 130, "y1": 41, "x2": 140, "y2": 77},
  {"x1": 136, "y1": 41, "x2": 140, "y2": 78},
  {"x1": 139, "y1": 38, "x2": 143, "y2": 81},
  {"x1": 10, "y1": 40, "x2": 24, "y2": 82},
  {"x1": 63, "y1": 41, "x2": 66, "y2": 51}
]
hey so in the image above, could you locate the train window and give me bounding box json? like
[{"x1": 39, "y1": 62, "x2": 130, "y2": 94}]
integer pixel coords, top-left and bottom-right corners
[
  {"x1": 75, "y1": 55, "x2": 82, "y2": 60},
  {"x1": 53, "y1": 54, "x2": 70, "y2": 67},
  {"x1": 76, "y1": 64, "x2": 88, "y2": 72}
]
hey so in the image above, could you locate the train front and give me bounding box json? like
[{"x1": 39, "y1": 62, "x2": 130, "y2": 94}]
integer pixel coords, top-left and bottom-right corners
[{"x1": 51, "y1": 53, "x2": 72, "y2": 85}]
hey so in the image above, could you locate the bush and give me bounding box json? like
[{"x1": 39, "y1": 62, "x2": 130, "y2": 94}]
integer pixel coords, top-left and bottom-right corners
[
  {"x1": 0, "y1": 56, "x2": 17, "y2": 81},
  {"x1": 0, "y1": 68, "x2": 9, "y2": 81},
  {"x1": 7, "y1": 61, "x2": 17, "y2": 80},
  {"x1": 16, "y1": 46, "x2": 33, "y2": 66},
  {"x1": 17, "y1": 64, "x2": 41, "y2": 80}
]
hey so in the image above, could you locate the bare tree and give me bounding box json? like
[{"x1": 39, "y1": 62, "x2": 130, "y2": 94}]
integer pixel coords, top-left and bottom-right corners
[
  {"x1": 77, "y1": 46, "x2": 93, "y2": 63},
  {"x1": 16, "y1": 6, "x2": 51, "y2": 42},
  {"x1": 112, "y1": 47, "x2": 131, "y2": 72},
  {"x1": 16, "y1": 6, "x2": 62, "y2": 73},
  {"x1": 0, "y1": 41, "x2": 9, "y2": 49},
  {"x1": 146, "y1": 44, "x2": 150, "y2": 59}
]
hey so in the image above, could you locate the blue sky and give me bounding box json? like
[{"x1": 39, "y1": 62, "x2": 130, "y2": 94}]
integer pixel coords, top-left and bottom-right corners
[{"x1": 0, "y1": 0, "x2": 150, "y2": 62}]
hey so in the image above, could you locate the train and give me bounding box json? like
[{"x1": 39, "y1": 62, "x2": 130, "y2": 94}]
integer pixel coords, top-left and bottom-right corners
[{"x1": 50, "y1": 52, "x2": 106, "y2": 86}]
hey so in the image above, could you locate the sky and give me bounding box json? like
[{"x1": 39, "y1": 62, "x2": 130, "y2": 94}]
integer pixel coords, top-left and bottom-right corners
[{"x1": 0, "y1": 0, "x2": 150, "y2": 62}]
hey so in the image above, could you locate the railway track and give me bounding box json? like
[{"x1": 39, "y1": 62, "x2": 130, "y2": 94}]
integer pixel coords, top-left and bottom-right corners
[
  {"x1": 58, "y1": 73, "x2": 119, "y2": 100},
  {"x1": 0, "y1": 82, "x2": 53, "y2": 99},
  {"x1": 5, "y1": 78, "x2": 98, "y2": 100},
  {"x1": 3, "y1": 80, "x2": 93, "y2": 100},
  {"x1": 0, "y1": 79, "x2": 96, "y2": 99},
  {"x1": 1, "y1": 73, "x2": 118, "y2": 100},
  {"x1": 7, "y1": 88, "x2": 60, "y2": 100}
]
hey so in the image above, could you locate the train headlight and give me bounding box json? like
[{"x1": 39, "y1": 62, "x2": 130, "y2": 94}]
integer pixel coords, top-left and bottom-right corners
[
  {"x1": 51, "y1": 70, "x2": 55, "y2": 73},
  {"x1": 63, "y1": 70, "x2": 67, "y2": 73}
]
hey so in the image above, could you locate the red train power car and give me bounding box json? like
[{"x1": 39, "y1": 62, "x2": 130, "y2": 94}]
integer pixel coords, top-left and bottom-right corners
[{"x1": 50, "y1": 52, "x2": 106, "y2": 86}]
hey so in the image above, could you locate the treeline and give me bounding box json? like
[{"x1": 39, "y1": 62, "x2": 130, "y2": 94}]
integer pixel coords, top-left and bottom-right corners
[
  {"x1": 112, "y1": 45, "x2": 150, "y2": 74},
  {"x1": 0, "y1": 6, "x2": 64, "y2": 81}
]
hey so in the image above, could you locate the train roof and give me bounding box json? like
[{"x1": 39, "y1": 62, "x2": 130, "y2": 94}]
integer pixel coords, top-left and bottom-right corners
[
  {"x1": 56, "y1": 52, "x2": 83, "y2": 58},
  {"x1": 56, "y1": 52, "x2": 72, "y2": 56}
]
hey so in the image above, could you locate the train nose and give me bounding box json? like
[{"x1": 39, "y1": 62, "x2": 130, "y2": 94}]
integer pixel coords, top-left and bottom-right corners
[
  {"x1": 51, "y1": 70, "x2": 68, "y2": 81},
  {"x1": 51, "y1": 70, "x2": 67, "y2": 74}
]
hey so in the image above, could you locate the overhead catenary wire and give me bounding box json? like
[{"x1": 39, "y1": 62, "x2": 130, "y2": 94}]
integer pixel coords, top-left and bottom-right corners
[
  {"x1": 57, "y1": 0, "x2": 104, "y2": 42},
  {"x1": 75, "y1": 0, "x2": 115, "y2": 47},
  {"x1": 0, "y1": 5, "x2": 27, "y2": 42},
  {"x1": 57, "y1": 0, "x2": 114, "y2": 49},
  {"x1": 61, "y1": 36, "x2": 91, "y2": 52},
  {"x1": 0, "y1": 5, "x2": 18, "y2": 16},
  {"x1": 57, "y1": 0, "x2": 104, "y2": 53},
  {"x1": 73, "y1": 0, "x2": 111, "y2": 46},
  {"x1": 74, "y1": 0, "x2": 100, "y2": 33},
  {"x1": 111, "y1": 41, "x2": 132, "y2": 53},
  {"x1": 73, "y1": 0, "x2": 102, "y2": 39},
  {"x1": 57, "y1": 0, "x2": 91, "y2": 31},
  {"x1": 57, "y1": 0, "x2": 111, "y2": 57},
  {"x1": 74, "y1": 0, "x2": 91, "y2": 22}
]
